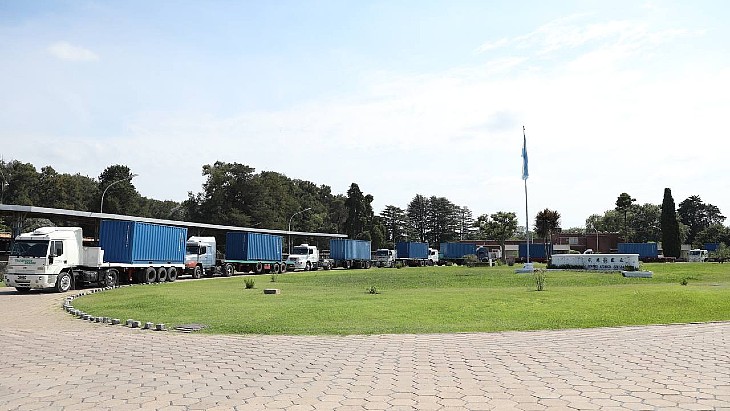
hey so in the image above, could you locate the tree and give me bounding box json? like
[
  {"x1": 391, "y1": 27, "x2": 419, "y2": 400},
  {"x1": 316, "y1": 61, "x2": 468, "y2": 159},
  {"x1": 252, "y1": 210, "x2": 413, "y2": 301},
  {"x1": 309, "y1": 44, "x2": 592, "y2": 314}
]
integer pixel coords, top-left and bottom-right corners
[
  {"x1": 426, "y1": 196, "x2": 459, "y2": 245},
  {"x1": 695, "y1": 224, "x2": 730, "y2": 248},
  {"x1": 456, "y1": 206, "x2": 475, "y2": 240},
  {"x1": 380, "y1": 205, "x2": 409, "y2": 244},
  {"x1": 478, "y1": 211, "x2": 518, "y2": 262},
  {"x1": 632, "y1": 203, "x2": 661, "y2": 243},
  {"x1": 615, "y1": 192, "x2": 636, "y2": 241},
  {"x1": 99, "y1": 164, "x2": 141, "y2": 215},
  {"x1": 678, "y1": 195, "x2": 726, "y2": 244},
  {"x1": 585, "y1": 210, "x2": 622, "y2": 233},
  {"x1": 534, "y1": 208, "x2": 561, "y2": 259},
  {"x1": 407, "y1": 195, "x2": 429, "y2": 243},
  {"x1": 344, "y1": 183, "x2": 373, "y2": 239},
  {"x1": 661, "y1": 188, "x2": 681, "y2": 258}
]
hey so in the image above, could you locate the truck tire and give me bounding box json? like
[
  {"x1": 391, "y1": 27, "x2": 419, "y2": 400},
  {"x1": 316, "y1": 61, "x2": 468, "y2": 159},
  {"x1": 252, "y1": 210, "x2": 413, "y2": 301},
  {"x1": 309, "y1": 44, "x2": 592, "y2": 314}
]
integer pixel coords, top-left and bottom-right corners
[
  {"x1": 255, "y1": 262, "x2": 263, "y2": 274},
  {"x1": 167, "y1": 267, "x2": 178, "y2": 282},
  {"x1": 344, "y1": 260, "x2": 351, "y2": 269},
  {"x1": 145, "y1": 267, "x2": 157, "y2": 283},
  {"x1": 224, "y1": 264, "x2": 234, "y2": 277},
  {"x1": 305, "y1": 261, "x2": 311, "y2": 271},
  {"x1": 280, "y1": 264, "x2": 287, "y2": 273},
  {"x1": 104, "y1": 269, "x2": 118, "y2": 287},
  {"x1": 192, "y1": 265, "x2": 202, "y2": 279},
  {"x1": 56, "y1": 272, "x2": 73, "y2": 293},
  {"x1": 273, "y1": 263, "x2": 281, "y2": 274},
  {"x1": 156, "y1": 267, "x2": 168, "y2": 283}
]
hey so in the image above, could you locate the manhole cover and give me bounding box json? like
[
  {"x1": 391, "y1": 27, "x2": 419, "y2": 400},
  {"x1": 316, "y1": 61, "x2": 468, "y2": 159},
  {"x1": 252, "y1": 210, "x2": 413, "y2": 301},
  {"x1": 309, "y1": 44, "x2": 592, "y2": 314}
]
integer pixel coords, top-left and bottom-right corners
[{"x1": 174, "y1": 324, "x2": 207, "y2": 333}]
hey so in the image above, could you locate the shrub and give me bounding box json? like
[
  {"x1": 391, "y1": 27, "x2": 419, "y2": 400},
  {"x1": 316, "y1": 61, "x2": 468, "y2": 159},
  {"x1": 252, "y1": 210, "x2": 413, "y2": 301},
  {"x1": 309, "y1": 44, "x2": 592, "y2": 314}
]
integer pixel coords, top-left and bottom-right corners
[
  {"x1": 368, "y1": 285, "x2": 379, "y2": 294},
  {"x1": 464, "y1": 254, "x2": 478, "y2": 267},
  {"x1": 270, "y1": 274, "x2": 278, "y2": 283},
  {"x1": 395, "y1": 262, "x2": 404, "y2": 269},
  {"x1": 681, "y1": 278, "x2": 688, "y2": 286},
  {"x1": 534, "y1": 270, "x2": 546, "y2": 291},
  {"x1": 244, "y1": 278, "x2": 255, "y2": 289}
]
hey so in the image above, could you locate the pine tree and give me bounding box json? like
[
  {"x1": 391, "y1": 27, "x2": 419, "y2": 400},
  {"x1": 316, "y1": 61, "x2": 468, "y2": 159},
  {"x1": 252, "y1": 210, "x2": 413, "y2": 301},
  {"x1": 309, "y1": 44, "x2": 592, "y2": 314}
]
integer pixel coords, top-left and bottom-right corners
[{"x1": 661, "y1": 188, "x2": 681, "y2": 258}]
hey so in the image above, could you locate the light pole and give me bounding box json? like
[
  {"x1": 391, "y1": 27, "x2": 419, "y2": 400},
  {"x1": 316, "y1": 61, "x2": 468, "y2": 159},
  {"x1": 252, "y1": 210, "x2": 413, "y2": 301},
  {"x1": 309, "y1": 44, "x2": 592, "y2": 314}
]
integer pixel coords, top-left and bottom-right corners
[
  {"x1": 595, "y1": 228, "x2": 599, "y2": 253},
  {"x1": 0, "y1": 167, "x2": 6, "y2": 205},
  {"x1": 100, "y1": 174, "x2": 138, "y2": 214},
  {"x1": 288, "y1": 207, "x2": 311, "y2": 253}
]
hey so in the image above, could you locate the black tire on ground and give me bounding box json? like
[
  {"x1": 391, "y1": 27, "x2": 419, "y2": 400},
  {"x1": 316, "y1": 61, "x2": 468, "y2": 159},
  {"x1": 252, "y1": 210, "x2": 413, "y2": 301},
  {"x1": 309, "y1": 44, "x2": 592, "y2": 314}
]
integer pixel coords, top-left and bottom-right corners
[
  {"x1": 56, "y1": 272, "x2": 73, "y2": 293},
  {"x1": 167, "y1": 267, "x2": 178, "y2": 282},
  {"x1": 255, "y1": 262, "x2": 263, "y2": 274},
  {"x1": 156, "y1": 267, "x2": 167, "y2": 283},
  {"x1": 305, "y1": 261, "x2": 311, "y2": 271},
  {"x1": 145, "y1": 267, "x2": 157, "y2": 283},
  {"x1": 192, "y1": 265, "x2": 202, "y2": 279},
  {"x1": 344, "y1": 260, "x2": 351, "y2": 269},
  {"x1": 273, "y1": 263, "x2": 281, "y2": 274},
  {"x1": 104, "y1": 269, "x2": 118, "y2": 287},
  {"x1": 15, "y1": 287, "x2": 31, "y2": 294},
  {"x1": 280, "y1": 263, "x2": 287, "y2": 273},
  {"x1": 224, "y1": 264, "x2": 234, "y2": 277},
  {"x1": 428, "y1": 259, "x2": 435, "y2": 266}
]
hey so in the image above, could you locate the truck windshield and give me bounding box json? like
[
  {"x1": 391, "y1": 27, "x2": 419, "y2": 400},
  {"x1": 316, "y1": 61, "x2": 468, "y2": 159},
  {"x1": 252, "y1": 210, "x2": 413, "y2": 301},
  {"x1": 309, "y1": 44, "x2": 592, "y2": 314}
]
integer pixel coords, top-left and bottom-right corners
[
  {"x1": 186, "y1": 245, "x2": 200, "y2": 255},
  {"x1": 375, "y1": 250, "x2": 390, "y2": 257},
  {"x1": 292, "y1": 247, "x2": 308, "y2": 255},
  {"x1": 10, "y1": 240, "x2": 50, "y2": 258}
]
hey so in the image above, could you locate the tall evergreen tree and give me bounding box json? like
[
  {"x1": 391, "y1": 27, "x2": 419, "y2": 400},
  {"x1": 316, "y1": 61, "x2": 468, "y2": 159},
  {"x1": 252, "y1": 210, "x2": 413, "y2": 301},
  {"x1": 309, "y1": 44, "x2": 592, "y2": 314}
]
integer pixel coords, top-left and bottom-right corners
[
  {"x1": 615, "y1": 192, "x2": 636, "y2": 241},
  {"x1": 661, "y1": 188, "x2": 681, "y2": 258},
  {"x1": 406, "y1": 194, "x2": 429, "y2": 243}
]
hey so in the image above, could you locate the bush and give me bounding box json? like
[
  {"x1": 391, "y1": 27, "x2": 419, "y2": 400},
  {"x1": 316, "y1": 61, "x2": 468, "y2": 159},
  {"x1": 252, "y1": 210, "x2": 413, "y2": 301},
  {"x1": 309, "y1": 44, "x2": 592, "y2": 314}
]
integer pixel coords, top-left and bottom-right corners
[
  {"x1": 464, "y1": 254, "x2": 478, "y2": 267},
  {"x1": 244, "y1": 278, "x2": 255, "y2": 289},
  {"x1": 395, "y1": 261, "x2": 405, "y2": 269},
  {"x1": 534, "y1": 270, "x2": 546, "y2": 291},
  {"x1": 367, "y1": 285, "x2": 379, "y2": 294},
  {"x1": 270, "y1": 274, "x2": 278, "y2": 283},
  {"x1": 681, "y1": 278, "x2": 688, "y2": 286}
]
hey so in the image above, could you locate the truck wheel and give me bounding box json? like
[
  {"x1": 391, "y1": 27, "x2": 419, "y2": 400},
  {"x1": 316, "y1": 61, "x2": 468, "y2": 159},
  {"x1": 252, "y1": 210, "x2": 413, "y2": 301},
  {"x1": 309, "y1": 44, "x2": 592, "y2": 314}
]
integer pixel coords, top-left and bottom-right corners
[
  {"x1": 428, "y1": 260, "x2": 435, "y2": 266},
  {"x1": 365, "y1": 261, "x2": 371, "y2": 269},
  {"x1": 255, "y1": 262, "x2": 263, "y2": 274},
  {"x1": 224, "y1": 264, "x2": 234, "y2": 277},
  {"x1": 145, "y1": 267, "x2": 157, "y2": 283},
  {"x1": 280, "y1": 264, "x2": 287, "y2": 273},
  {"x1": 192, "y1": 265, "x2": 202, "y2": 279},
  {"x1": 344, "y1": 260, "x2": 351, "y2": 269},
  {"x1": 156, "y1": 267, "x2": 168, "y2": 283},
  {"x1": 305, "y1": 261, "x2": 311, "y2": 271},
  {"x1": 273, "y1": 263, "x2": 281, "y2": 274},
  {"x1": 56, "y1": 272, "x2": 72, "y2": 293},
  {"x1": 104, "y1": 269, "x2": 118, "y2": 287},
  {"x1": 167, "y1": 267, "x2": 178, "y2": 282}
]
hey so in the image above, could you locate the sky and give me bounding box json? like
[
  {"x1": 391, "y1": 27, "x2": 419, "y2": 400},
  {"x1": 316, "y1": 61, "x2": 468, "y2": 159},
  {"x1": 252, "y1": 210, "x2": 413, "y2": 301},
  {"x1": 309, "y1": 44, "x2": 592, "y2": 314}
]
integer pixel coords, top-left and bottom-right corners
[{"x1": 1, "y1": 0, "x2": 728, "y2": 229}]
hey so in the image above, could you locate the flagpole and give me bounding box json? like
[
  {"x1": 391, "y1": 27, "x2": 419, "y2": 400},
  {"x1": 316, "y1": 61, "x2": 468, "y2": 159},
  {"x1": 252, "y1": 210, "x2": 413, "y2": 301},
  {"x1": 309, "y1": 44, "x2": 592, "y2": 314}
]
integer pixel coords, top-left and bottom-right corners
[{"x1": 523, "y1": 126, "x2": 530, "y2": 264}]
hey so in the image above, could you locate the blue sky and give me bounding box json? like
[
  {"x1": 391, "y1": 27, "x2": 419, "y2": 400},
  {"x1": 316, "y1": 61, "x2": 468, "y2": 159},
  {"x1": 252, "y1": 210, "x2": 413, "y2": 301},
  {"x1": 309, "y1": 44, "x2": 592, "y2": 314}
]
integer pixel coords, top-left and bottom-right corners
[{"x1": 1, "y1": 1, "x2": 728, "y2": 228}]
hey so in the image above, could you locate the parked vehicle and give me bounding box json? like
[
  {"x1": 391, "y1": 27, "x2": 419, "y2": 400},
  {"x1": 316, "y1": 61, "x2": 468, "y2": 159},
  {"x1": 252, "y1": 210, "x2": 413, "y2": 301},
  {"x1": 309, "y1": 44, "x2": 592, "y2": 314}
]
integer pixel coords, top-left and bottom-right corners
[
  {"x1": 330, "y1": 239, "x2": 372, "y2": 269},
  {"x1": 185, "y1": 236, "x2": 220, "y2": 278},
  {"x1": 285, "y1": 243, "x2": 332, "y2": 271},
  {"x1": 476, "y1": 246, "x2": 501, "y2": 262},
  {"x1": 395, "y1": 242, "x2": 439, "y2": 266},
  {"x1": 223, "y1": 232, "x2": 286, "y2": 275},
  {"x1": 688, "y1": 249, "x2": 708, "y2": 262},
  {"x1": 617, "y1": 243, "x2": 658, "y2": 261},
  {"x1": 374, "y1": 249, "x2": 396, "y2": 268},
  {"x1": 439, "y1": 242, "x2": 477, "y2": 265},
  {"x1": 4, "y1": 220, "x2": 187, "y2": 293}
]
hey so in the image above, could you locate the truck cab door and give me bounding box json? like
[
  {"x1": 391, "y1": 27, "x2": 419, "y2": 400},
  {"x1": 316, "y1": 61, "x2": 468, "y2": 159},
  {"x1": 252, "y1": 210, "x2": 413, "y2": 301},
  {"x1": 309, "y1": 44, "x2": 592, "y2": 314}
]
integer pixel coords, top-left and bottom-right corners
[{"x1": 47, "y1": 240, "x2": 67, "y2": 274}]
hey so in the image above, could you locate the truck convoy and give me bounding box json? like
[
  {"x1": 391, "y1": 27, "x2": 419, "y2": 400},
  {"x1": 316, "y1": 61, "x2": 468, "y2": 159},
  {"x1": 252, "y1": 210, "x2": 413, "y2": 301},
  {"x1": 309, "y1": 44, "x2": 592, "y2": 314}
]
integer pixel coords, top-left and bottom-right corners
[
  {"x1": 5, "y1": 220, "x2": 187, "y2": 293},
  {"x1": 185, "y1": 232, "x2": 287, "y2": 278}
]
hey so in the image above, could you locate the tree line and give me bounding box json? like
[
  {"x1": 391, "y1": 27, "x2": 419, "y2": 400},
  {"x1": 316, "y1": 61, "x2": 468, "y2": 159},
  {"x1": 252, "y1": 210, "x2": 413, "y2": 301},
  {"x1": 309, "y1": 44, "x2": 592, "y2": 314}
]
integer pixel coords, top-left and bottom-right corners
[{"x1": 1, "y1": 159, "x2": 728, "y2": 254}]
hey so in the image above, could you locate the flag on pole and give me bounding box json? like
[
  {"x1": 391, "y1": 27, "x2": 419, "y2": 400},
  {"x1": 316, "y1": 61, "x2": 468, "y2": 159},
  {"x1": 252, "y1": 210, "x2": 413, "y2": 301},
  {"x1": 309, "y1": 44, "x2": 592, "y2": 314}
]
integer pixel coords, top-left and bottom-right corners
[{"x1": 521, "y1": 127, "x2": 529, "y2": 180}]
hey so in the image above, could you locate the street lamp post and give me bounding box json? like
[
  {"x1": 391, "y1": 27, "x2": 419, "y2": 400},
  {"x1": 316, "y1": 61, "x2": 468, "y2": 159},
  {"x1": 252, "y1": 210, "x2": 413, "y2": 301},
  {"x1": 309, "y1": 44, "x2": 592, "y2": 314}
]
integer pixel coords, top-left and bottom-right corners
[
  {"x1": 0, "y1": 167, "x2": 7, "y2": 205},
  {"x1": 595, "y1": 229, "x2": 599, "y2": 253},
  {"x1": 100, "y1": 174, "x2": 138, "y2": 214},
  {"x1": 288, "y1": 207, "x2": 312, "y2": 253}
]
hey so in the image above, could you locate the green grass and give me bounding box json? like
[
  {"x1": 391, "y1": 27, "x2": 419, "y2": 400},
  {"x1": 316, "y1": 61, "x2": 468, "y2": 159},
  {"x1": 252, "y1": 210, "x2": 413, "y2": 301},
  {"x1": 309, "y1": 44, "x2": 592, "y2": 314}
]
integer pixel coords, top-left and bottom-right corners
[{"x1": 70, "y1": 263, "x2": 730, "y2": 335}]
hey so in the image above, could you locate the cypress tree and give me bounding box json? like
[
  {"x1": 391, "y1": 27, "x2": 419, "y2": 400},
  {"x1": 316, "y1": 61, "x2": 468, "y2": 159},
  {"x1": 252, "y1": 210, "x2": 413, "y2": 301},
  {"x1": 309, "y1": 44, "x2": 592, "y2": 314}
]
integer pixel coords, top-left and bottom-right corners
[{"x1": 661, "y1": 188, "x2": 681, "y2": 258}]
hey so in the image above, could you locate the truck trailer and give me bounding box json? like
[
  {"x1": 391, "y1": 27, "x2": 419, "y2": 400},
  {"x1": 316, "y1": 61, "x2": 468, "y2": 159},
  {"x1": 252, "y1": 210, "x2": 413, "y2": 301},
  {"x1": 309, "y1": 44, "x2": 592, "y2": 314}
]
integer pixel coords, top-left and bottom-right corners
[
  {"x1": 4, "y1": 220, "x2": 187, "y2": 293},
  {"x1": 330, "y1": 238, "x2": 372, "y2": 269}
]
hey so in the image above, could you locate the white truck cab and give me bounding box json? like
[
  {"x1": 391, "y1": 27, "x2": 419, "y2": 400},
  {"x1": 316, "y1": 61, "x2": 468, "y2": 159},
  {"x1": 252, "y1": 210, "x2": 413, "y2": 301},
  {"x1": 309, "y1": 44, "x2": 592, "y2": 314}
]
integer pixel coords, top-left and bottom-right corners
[
  {"x1": 4, "y1": 227, "x2": 94, "y2": 292},
  {"x1": 185, "y1": 236, "x2": 217, "y2": 278},
  {"x1": 374, "y1": 249, "x2": 396, "y2": 267},
  {"x1": 428, "y1": 248, "x2": 439, "y2": 265},
  {"x1": 286, "y1": 244, "x2": 320, "y2": 271},
  {"x1": 688, "y1": 249, "x2": 708, "y2": 262}
]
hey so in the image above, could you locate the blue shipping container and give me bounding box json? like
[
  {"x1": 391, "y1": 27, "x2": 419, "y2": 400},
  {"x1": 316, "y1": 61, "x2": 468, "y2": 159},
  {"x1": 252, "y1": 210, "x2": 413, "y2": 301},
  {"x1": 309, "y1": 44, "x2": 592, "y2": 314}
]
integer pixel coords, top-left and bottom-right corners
[
  {"x1": 99, "y1": 220, "x2": 187, "y2": 264},
  {"x1": 617, "y1": 243, "x2": 658, "y2": 258},
  {"x1": 225, "y1": 232, "x2": 282, "y2": 261},
  {"x1": 440, "y1": 243, "x2": 477, "y2": 259},
  {"x1": 330, "y1": 239, "x2": 371, "y2": 260},
  {"x1": 704, "y1": 243, "x2": 720, "y2": 252},
  {"x1": 519, "y1": 243, "x2": 550, "y2": 259},
  {"x1": 396, "y1": 242, "x2": 428, "y2": 259}
]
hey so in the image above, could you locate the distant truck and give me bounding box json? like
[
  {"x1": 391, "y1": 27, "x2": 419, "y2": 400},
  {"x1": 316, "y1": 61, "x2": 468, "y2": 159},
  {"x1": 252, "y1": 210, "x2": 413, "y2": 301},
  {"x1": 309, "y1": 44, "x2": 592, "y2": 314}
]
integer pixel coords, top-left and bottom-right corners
[
  {"x1": 688, "y1": 249, "x2": 708, "y2": 262},
  {"x1": 285, "y1": 243, "x2": 332, "y2": 271},
  {"x1": 4, "y1": 220, "x2": 187, "y2": 293},
  {"x1": 186, "y1": 232, "x2": 288, "y2": 277},
  {"x1": 374, "y1": 249, "x2": 396, "y2": 267},
  {"x1": 330, "y1": 239, "x2": 372, "y2": 269},
  {"x1": 374, "y1": 243, "x2": 439, "y2": 267}
]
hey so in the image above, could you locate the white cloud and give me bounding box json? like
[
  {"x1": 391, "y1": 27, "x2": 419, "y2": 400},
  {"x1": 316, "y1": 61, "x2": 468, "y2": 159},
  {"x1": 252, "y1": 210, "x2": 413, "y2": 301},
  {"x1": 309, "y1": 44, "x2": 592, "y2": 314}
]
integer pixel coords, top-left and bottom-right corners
[{"x1": 47, "y1": 41, "x2": 99, "y2": 62}]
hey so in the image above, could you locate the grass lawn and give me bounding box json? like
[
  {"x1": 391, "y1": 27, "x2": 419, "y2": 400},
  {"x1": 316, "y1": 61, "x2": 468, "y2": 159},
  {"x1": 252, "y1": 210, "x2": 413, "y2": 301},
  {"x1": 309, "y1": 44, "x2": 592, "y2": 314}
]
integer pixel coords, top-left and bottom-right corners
[{"x1": 70, "y1": 263, "x2": 730, "y2": 335}]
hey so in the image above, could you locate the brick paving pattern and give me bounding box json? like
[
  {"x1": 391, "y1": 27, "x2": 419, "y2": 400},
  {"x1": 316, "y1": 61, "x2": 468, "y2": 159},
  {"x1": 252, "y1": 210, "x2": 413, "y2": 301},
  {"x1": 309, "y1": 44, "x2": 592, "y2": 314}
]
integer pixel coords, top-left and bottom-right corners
[{"x1": 0, "y1": 287, "x2": 728, "y2": 410}]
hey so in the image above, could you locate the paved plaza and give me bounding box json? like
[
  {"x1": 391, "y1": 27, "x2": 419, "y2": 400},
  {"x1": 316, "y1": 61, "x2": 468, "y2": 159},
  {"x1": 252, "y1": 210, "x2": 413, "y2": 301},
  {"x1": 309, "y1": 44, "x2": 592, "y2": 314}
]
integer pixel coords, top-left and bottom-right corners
[{"x1": 0, "y1": 287, "x2": 728, "y2": 410}]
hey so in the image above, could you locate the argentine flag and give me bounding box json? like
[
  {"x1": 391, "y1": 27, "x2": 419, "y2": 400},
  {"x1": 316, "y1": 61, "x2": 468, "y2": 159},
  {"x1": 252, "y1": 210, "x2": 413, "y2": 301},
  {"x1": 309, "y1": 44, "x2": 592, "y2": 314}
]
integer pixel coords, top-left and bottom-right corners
[{"x1": 521, "y1": 129, "x2": 528, "y2": 180}]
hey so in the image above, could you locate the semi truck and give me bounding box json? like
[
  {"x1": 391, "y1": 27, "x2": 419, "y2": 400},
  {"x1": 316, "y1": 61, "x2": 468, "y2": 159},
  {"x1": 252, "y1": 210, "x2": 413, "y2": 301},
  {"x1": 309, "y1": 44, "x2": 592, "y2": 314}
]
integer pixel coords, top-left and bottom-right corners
[
  {"x1": 4, "y1": 220, "x2": 187, "y2": 293},
  {"x1": 285, "y1": 243, "x2": 332, "y2": 271},
  {"x1": 186, "y1": 233, "x2": 288, "y2": 277},
  {"x1": 396, "y1": 242, "x2": 439, "y2": 266}
]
